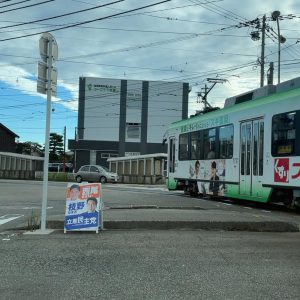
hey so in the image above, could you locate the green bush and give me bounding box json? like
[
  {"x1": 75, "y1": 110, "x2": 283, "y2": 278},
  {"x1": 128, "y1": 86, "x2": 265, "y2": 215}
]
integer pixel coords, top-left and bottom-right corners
[{"x1": 48, "y1": 172, "x2": 69, "y2": 182}]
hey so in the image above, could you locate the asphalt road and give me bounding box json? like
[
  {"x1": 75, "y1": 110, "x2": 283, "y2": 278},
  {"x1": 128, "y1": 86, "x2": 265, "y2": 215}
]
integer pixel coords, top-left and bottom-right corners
[
  {"x1": 1, "y1": 179, "x2": 300, "y2": 232},
  {"x1": 1, "y1": 230, "x2": 300, "y2": 300},
  {"x1": 1, "y1": 180, "x2": 300, "y2": 299}
]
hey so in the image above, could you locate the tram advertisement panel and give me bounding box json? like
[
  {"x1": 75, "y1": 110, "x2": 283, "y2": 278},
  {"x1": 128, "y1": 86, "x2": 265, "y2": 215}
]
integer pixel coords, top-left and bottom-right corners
[
  {"x1": 188, "y1": 159, "x2": 226, "y2": 196},
  {"x1": 64, "y1": 182, "x2": 103, "y2": 232},
  {"x1": 274, "y1": 157, "x2": 300, "y2": 185}
]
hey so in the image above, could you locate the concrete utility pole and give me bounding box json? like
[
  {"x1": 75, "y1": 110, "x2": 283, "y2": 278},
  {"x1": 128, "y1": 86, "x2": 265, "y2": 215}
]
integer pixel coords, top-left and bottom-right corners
[
  {"x1": 63, "y1": 126, "x2": 66, "y2": 172},
  {"x1": 260, "y1": 15, "x2": 266, "y2": 87},
  {"x1": 267, "y1": 62, "x2": 274, "y2": 85},
  {"x1": 250, "y1": 16, "x2": 266, "y2": 87},
  {"x1": 271, "y1": 10, "x2": 286, "y2": 84}
]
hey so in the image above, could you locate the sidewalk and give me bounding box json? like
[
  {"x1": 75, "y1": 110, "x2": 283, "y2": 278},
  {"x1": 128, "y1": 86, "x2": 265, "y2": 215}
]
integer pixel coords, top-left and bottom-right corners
[{"x1": 47, "y1": 205, "x2": 300, "y2": 232}]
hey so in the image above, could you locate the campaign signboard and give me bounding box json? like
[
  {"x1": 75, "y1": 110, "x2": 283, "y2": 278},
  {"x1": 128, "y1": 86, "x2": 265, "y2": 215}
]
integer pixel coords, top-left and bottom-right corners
[{"x1": 64, "y1": 183, "x2": 103, "y2": 233}]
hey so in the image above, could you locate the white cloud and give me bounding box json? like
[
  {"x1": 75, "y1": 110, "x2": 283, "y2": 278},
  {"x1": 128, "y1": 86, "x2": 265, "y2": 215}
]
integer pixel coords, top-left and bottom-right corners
[{"x1": 1, "y1": 0, "x2": 300, "y2": 142}]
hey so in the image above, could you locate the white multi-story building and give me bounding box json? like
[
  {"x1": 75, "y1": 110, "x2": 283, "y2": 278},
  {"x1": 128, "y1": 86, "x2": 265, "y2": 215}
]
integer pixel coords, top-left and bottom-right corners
[{"x1": 69, "y1": 77, "x2": 189, "y2": 170}]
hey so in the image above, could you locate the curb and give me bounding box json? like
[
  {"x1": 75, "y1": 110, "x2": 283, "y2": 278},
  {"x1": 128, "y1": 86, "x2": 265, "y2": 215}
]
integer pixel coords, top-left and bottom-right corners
[{"x1": 46, "y1": 220, "x2": 300, "y2": 232}]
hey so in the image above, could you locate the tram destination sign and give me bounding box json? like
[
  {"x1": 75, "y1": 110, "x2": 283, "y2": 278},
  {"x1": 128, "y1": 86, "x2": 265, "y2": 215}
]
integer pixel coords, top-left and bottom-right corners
[{"x1": 181, "y1": 115, "x2": 230, "y2": 133}]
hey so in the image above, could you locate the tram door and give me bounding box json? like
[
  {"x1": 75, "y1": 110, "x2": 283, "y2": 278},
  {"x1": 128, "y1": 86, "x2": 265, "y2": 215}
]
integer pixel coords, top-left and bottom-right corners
[
  {"x1": 240, "y1": 119, "x2": 264, "y2": 197},
  {"x1": 167, "y1": 137, "x2": 177, "y2": 189}
]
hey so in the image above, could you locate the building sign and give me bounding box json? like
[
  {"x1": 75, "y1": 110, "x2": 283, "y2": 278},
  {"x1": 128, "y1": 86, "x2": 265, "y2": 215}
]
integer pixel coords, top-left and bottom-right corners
[
  {"x1": 87, "y1": 83, "x2": 120, "y2": 93},
  {"x1": 64, "y1": 183, "x2": 103, "y2": 233}
]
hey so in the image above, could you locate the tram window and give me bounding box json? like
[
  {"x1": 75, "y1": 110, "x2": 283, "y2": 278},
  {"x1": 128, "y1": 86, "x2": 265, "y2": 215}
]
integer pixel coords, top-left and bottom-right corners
[
  {"x1": 219, "y1": 124, "x2": 233, "y2": 159},
  {"x1": 191, "y1": 131, "x2": 201, "y2": 159},
  {"x1": 203, "y1": 128, "x2": 216, "y2": 159},
  {"x1": 272, "y1": 112, "x2": 296, "y2": 156},
  {"x1": 179, "y1": 133, "x2": 189, "y2": 160}
]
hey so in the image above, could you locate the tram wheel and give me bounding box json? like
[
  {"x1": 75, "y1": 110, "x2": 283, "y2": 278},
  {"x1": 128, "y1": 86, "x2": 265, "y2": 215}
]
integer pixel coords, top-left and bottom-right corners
[{"x1": 189, "y1": 183, "x2": 198, "y2": 197}]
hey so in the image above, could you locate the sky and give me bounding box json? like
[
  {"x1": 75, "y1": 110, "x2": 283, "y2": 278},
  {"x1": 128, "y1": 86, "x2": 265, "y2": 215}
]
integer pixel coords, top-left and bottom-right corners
[{"x1": 1, "y1": 0, "x2": 300, "y2": 148}]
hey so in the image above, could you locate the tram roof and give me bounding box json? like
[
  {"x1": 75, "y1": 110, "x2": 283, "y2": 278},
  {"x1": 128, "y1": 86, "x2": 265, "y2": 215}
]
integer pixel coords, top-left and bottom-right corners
[{"x1": 168, "y1": 77, "x2": 300, "y2": 130}]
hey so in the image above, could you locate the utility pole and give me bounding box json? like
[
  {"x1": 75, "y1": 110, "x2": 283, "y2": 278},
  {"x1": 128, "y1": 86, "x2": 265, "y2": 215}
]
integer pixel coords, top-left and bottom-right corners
[
  {"x1": 267, "y1": 62, "x2": 274, "y2": 85},
  {"x1": 63, "y1": 126, "x2": 66, "y2": 172},
  {"x1": 260, "y1": 15, "x2": 266, "y2": 87}
]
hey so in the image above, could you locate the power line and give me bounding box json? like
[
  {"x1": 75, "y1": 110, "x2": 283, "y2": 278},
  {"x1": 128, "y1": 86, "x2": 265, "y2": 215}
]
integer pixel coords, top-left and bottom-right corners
[
  {"x1": 0, "y1": 0, "x2": 125, "y2": 30},
  {"x1": 0, "y1": 0, "x2": 33, "y2": 9},
  {"x1": 0, "y1": 0, "x2": 172, "y2": 42},
  {"x1": 0, "y1": 0, "x2": 54, "y2": 14}
]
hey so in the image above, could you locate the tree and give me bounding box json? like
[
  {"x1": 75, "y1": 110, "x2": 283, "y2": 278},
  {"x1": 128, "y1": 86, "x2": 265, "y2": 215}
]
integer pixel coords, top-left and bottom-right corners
[
  {"x1": 49, "y1": 133, "x2": 64, "y2": 162},
  {"x1": 16, "y1": 141, "x2": 43, "y2": 156}
]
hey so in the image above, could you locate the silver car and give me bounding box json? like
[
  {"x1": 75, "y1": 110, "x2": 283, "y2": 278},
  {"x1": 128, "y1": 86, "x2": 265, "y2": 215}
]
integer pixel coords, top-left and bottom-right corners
[{"x1": 75, "y1": 165, "x2": 119, "y2": 183}]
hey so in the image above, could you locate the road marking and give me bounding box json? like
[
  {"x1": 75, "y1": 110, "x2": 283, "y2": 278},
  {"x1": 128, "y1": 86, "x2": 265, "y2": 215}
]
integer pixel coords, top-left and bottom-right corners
[
  {"x1": 22, "y1": 207, "x2": 39, "y2": 210},
  {"x1": 21, "y1": 206, "x2": 53, "y2": 210},
  {"x1": 0, "y1": 206, "x2": 53, "y2": 210},
  {"x1": 0, "y1": 214, "x2": 23, "y2": 225},
  {"x1": 243, "y1": 207, "x2": 253, "y2": 209}
]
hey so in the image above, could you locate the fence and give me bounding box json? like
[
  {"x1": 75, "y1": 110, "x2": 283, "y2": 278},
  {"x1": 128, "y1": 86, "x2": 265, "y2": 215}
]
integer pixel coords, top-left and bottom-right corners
[
  {"x1": 108, "y1": 153, "x2": 167, "y2": 184},
  {"x1": 0, "y1": 151, "x2": 44, "y2": 180}
]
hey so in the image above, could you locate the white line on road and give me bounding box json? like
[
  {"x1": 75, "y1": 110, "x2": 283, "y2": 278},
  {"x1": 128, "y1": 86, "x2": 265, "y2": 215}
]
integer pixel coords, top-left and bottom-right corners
[
  {"x1": 21, "y1": 206, "x2": 53, "y2": 210},
  {"x1": 0, "y1": 214, "x2": 23, "y2": 225}
]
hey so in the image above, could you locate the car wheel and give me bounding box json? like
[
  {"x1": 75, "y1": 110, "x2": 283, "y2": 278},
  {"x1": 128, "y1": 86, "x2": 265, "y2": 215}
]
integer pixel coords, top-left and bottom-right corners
[
  {"x1": 76, "y1": 175, "x2": 82, "y2": 183},
  {"x1": 100, "y1": 176, "x2": 107, "y2": 184}
]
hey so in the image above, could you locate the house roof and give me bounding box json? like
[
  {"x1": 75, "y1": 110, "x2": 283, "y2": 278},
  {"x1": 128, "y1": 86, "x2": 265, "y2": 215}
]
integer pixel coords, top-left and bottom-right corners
[{"x1": 0, "y1": 123, "x2": 19, "y2": 138}]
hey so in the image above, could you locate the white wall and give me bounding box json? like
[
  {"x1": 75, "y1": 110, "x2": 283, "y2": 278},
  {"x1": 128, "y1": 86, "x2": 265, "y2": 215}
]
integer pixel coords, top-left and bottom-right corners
[
  {"x1": 147, "y1": 81, "x2": 183, "y2": 143},
  {"x1": 83, "y1": 77, "x2": 121, "y2": 141},
  {"x1": 82, "y1": 78, "x2": 184, "y2": 144}
]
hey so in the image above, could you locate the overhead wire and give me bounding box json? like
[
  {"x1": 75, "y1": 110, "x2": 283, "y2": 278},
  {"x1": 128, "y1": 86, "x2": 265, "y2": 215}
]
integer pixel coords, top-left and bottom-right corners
[
  {"x1": 0, "y1": 0, "x2": 125, "y2": 30},
  {"x1": 0, "y1": 2, "x2": 298, "y2": 134},
  {"x1": 0, "y1": 0, "x2": 33, "y2": 9},
  {"x1": 0, "y1": 0, "x2": 54, "y2": 14},
  {"x1": 0, "y1": 0, "x2": 172, "y2": 42}
]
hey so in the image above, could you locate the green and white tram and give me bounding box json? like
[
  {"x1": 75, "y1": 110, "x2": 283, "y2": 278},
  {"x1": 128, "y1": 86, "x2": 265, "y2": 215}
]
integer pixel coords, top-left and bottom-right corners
[{"x1": 166, "y1": 77, "x2": 300, "y2": 208}]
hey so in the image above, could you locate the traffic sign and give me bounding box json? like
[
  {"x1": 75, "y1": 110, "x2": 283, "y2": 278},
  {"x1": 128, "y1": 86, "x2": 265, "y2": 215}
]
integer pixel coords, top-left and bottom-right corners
[
  {"x1": 37, "y1": 61, "x2": 57, "y2": 96},
  {"x1": 39, "y1": 32, "x2": 58, "y2": 62}
]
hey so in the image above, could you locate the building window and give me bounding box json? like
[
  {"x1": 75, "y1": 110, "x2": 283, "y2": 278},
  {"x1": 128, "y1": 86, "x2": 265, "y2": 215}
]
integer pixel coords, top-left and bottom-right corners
[
  {"x1": 127, "y1": 91, "x2": 142, "y2": 109},
  {"x1": 126, "y1": 123, "x2": 141, "y2": 140}
]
